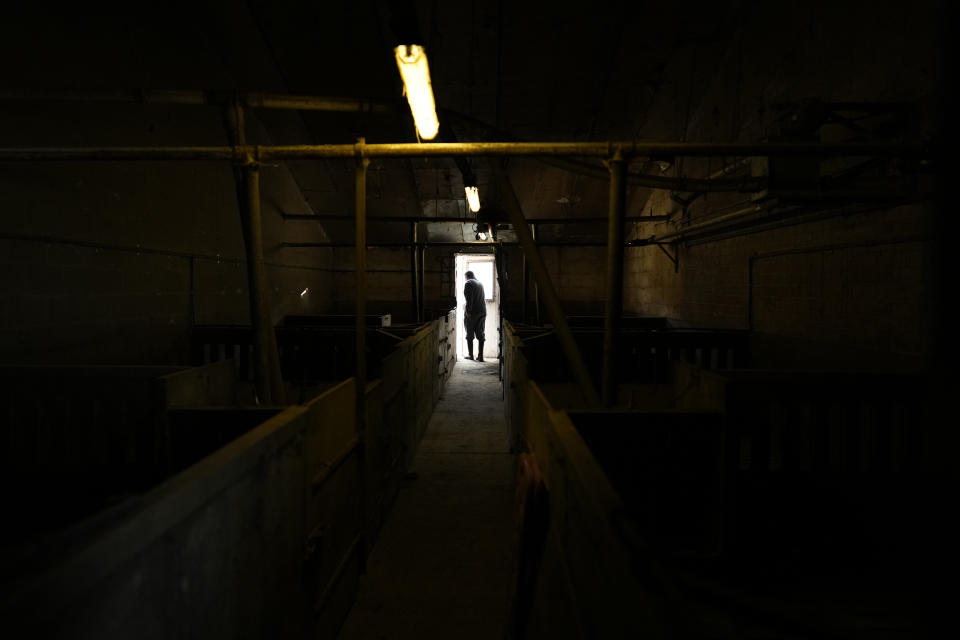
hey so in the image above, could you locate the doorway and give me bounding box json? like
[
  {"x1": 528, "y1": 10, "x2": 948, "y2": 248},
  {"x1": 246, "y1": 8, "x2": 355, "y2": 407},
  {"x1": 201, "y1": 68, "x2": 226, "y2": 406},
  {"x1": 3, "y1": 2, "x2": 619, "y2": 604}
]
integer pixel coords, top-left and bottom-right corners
[{"x1": 455, "y1": 253, "x2": 498, "y2": 361}]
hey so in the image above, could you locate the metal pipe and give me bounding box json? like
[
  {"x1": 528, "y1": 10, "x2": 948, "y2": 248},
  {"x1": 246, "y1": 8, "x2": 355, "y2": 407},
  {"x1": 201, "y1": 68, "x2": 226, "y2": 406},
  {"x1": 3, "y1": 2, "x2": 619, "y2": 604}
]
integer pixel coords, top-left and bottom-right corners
[
  {"x1": 410, "y1": 222, "x2": 420, "y2": 322},
  {"x1": 0, "y1": 141, "x2": 925, "y2": 162},
  {"x1": 534, "y1": 155, "x2": 764, "y2": 191},
  {"x1": 532, "y1": 224, "x2": 541, "y2": 325},
  {"x1": 655, "y1": 204, "x2": 769, "y2": 243},
  {"x1": 602, "y1": 153, "x2": 627, "y2": 407},
  {"x1": 258, "y1": 168, "x2": 286, "y2": 405},
  {"x1": 242, "y1": 162, "x2": 283, "y2": 405},
  {"x1": 1, "y1": 89, "x2": 210, "y2": 105},
  {"x1": 353, "y1": 141, "x2": 370, "y2": 571},
  {"x1": 203, "y1": 140, "x2": 933, "y2": 159},
  {"x1": 0, "y1": 231, "x2": 334, "y2": 272},
  {"x1": 281, "y1": 241, "x2": 616, "y2": 248},
  {"x1": 355, "y1": 142, "x2": 370, "y2": 420},
  {"x1": 244, "y1": 94, "x2": 395, "y2": 113},
  {"x1": 7, "y1": 91, "x2": 764, "y2": 192},
  {"x1": 282, "y1": 214, "x2": 670, "y2": 224},
  {"x1": 0, "y1": 89, "x2": 398, "y2": 113},
  {"x1": 492, "y1": 162, "x2": 600, "y2": 407},
  {"x1": 418, "y1": 244, "x2": 425, "y2": 322},
  {"x1": 225, "y1": 102, "x2": 283, "y2": 405},
  {"x1": 441, "y1": 109, "x2": 762, "y2": 192},
  {"x1": 521, "y1": 243, "x2": 528, "y2": 323}
]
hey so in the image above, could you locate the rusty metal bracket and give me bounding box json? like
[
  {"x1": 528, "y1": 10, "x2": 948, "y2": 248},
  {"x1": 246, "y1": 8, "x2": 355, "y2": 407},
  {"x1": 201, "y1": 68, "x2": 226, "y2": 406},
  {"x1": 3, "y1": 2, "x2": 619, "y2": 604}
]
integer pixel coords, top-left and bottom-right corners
[
  {"x1": 627, "y1": 236, "x2": 679, "y2": 272},
  {"x1": 656, "y1": 243, "x2": 679, "y2": 272}
]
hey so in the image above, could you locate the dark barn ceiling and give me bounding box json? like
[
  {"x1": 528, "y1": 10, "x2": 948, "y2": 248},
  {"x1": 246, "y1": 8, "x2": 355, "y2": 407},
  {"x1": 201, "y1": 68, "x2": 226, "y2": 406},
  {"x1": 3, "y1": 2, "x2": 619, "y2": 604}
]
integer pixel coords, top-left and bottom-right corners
[
  {"x1": 237, "y1": 0, "x2": 748, "y2": 242},
  {"x1": 5, "y1": 1, "x2": 936, "y2": 245}
]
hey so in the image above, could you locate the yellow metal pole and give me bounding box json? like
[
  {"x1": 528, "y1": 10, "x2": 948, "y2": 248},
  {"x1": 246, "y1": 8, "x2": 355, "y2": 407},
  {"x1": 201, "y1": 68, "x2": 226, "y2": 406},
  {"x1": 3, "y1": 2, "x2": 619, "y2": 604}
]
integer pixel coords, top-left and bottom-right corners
[
  {"x1": 602, "y1": 151, "x2": 627, "y2": 407},
  {"x1": 492, "y1": 162, "x2": 600, "y2": 407}
]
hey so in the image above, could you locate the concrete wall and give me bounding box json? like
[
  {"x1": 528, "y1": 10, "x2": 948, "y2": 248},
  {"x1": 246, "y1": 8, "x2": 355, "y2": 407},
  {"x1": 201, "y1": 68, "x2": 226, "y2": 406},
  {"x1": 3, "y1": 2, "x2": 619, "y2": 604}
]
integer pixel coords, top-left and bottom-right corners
[
  {"x1": 623, "y1": 0, "x2": 940, "y2": 366},
  {"x1": 324, "y1": 241, "x2": 609, "y2": 327},
  {"x1": 497, "y1": 245, "x2": 609, "y2": 321},
  {"x1": 0, "y1": 3, "x2": 334, "y2": 365}
]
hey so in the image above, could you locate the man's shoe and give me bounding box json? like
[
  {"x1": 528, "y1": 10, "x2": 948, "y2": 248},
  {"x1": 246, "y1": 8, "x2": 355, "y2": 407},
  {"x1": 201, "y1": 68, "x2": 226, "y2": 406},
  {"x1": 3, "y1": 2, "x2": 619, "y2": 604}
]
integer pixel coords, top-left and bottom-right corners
[
  {"x1": 477, "y1": 355, "x2": 484, "y2": 362},
  {"x1": 465, "y1": 355, "x2": 474, "y2": 360}
]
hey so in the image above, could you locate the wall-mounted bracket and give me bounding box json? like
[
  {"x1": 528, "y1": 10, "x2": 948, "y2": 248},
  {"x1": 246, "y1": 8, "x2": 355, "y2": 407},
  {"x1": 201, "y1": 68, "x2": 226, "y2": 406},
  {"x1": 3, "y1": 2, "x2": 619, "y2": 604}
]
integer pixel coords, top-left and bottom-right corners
[
  {"x1": 656, "y1": 243, "x2": 679, "y2": 272},
  {"x1": 627, "y1": 236, "x2": 679, "y2": 272}
]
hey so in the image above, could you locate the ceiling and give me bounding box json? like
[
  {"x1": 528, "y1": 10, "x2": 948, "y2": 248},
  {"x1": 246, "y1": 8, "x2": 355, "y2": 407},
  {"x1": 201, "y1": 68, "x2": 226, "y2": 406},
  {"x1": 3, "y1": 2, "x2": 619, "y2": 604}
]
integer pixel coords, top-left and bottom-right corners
[
  {"x1": 237, "y1": 0, "x2": 750, "y2": 243},
  {"x1": 1, "y1": 0, "x2": 754, "y2": 243}
]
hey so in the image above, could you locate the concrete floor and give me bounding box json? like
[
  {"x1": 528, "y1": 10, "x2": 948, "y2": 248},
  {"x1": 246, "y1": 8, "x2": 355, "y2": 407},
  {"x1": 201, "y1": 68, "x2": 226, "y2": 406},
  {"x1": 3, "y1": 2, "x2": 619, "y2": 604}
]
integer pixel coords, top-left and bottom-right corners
[{"x1": 338, "y1": 358, "x2": 515, "y2": 639}]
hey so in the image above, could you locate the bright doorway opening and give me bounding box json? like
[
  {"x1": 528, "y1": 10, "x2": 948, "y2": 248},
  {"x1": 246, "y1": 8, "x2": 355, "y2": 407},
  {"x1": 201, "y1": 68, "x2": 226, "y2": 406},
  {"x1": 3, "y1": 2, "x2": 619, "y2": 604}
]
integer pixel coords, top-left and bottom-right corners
[{"x1": 455, "y1": 253, "x2": 498, "y2": 361}]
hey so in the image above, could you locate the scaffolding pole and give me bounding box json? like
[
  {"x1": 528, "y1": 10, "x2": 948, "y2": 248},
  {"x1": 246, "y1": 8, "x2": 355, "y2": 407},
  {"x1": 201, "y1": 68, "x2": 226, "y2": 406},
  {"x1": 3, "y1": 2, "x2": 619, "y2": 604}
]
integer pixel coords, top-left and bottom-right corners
[
  {"x1": 0, "y1": 141, "x2": 923, "y2": 162},
  {"x1": 0, "y1": 89, "x2": 397, "y2": 113},
  {"x1": 410, "y1": 222, "x2": 420, "y2": 322},
  {"x1": 602, "y1": 153, "x2": 627, "y2": 407},
  {"x1": 354, "y1": 140, "x2": 370, "y2": 569},
  {"x1": 225, "y1": 102, "x2": 283, "y2": 405},
  {"x1": 492, "y1": 162, "x2": 600, "y2": 407}
]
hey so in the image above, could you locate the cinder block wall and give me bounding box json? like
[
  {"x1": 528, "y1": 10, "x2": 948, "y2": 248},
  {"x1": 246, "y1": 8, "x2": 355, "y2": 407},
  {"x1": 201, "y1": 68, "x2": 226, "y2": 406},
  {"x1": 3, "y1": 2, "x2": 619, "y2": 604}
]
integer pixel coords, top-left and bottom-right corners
[
  {"x1": 0, "y1": 6, "x2": 334, "y2": 365},
  {"x1": 623, "y1": 0, "x2": 940, "y2": 367},
  {"x1": 496, "y1": 245, "x2": 610, "y2": 320}
]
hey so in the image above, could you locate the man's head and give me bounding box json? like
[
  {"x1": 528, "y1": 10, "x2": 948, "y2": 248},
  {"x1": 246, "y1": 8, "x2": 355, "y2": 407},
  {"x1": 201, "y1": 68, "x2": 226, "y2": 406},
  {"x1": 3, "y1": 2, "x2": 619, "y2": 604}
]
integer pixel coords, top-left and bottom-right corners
[{"x1": 465, "y1": 270, "x2": 475, "y2": 280}]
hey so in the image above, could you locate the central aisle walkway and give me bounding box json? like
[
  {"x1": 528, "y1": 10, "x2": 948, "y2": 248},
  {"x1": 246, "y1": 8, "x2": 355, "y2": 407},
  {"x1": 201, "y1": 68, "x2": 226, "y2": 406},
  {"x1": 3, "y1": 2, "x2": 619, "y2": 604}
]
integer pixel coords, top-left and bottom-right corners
[{"x1": 338, "y1": 358, "x2": 515, "y2": 639}]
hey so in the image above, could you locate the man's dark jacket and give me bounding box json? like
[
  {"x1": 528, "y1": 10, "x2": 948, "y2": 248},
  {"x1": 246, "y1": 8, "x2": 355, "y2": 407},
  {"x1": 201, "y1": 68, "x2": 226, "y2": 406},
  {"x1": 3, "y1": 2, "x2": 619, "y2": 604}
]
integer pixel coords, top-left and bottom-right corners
[{"x1": 464, "y1": 278, "x2": 486, "y2": 317}]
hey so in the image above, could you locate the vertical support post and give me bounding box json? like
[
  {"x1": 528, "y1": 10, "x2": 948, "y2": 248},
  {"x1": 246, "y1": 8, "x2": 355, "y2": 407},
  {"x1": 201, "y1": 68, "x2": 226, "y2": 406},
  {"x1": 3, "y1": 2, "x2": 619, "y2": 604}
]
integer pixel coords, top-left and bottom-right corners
[
  {"x1": 355, "y1": 140, "x2": 369, "y2": 421},
  {"x1": 245, "y1": 164, "x2": 285, "y2": 405},
  {"x1": 418, "y1": 244, "x2": 425, "y2": 321},
  {"x1": 521, "y1": 243, "x2": 528, "y2": 323},
  {"x1": 602, "y1": 150, "x2": 627, "y2": 407},
  {"x1": 226, "y1": 100, "x2": 283, "y2": 405},
  {"x1": 531, "y1": 223, "x2": 541, "y2": 325},
  {"x1": 492, "y1": 161, "x2": 599, "y2": 407},
  {"x1": 495, "y1": 240, "x2": 505, "y2": 364},
  {"x1": 354, "y1": 138, "x2": 370, "y2": 568},
  {"x1": 411, "y1": 222, "x2": 420, "y2": 322},
  {"x1": 188, "y1": 255, "x2": 196, "y2": 327}
]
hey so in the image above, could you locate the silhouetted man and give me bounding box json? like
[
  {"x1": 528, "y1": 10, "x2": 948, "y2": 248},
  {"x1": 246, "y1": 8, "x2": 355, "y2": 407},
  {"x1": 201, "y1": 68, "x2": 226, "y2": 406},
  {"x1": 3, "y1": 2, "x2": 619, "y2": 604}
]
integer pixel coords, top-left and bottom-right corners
[{"x1": 463, "y1": 270, "x2": 486, "y2": 361}]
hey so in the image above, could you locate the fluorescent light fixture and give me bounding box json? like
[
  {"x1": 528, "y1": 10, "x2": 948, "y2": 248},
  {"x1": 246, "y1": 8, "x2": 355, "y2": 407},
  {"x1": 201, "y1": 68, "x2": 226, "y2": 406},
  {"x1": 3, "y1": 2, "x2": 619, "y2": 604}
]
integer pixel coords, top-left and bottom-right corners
[
  {"x1": 464, "y1": 186, "x2": 480, "y2": 212},
  {"x1": 394, "y1": 45, "x2": 439, "y2": 140}
]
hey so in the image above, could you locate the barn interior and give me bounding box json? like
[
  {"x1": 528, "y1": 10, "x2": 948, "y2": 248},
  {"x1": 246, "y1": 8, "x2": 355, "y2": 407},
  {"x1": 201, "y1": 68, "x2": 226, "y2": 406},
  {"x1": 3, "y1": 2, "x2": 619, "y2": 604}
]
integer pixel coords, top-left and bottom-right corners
[{"x1": 0, "y1": 1, "x2": 953, "y2": 638}]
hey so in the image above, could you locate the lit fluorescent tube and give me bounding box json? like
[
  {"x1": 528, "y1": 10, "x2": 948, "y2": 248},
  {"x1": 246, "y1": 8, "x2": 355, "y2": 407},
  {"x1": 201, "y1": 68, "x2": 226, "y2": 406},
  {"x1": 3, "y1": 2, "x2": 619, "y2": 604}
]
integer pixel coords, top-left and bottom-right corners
[
  {"x1": 464, "y1": 186, "x2": 480, "y2": 212},
  {"x1": 394, "y1": 45, "x2": 439, "y2": 140}
]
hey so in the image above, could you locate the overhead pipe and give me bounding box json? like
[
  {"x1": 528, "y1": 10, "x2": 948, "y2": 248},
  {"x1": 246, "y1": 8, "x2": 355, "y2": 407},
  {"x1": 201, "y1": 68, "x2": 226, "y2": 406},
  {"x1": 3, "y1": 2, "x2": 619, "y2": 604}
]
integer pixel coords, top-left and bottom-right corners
[
  {"x1": 669, "y1": 156, "x2": 757, "y2": 205},
  {"x1": 440, "y1": 109, "x2": 768, "y2": 192},
  {"x1": 492, "y1": 162, "x2": 600, "y2": 407},
  {"x1": 3, "y1": 90, "x2": 915, "y2": 158},
  {"x1": 281, "y1": 214, "x2": 669, "y2": 224},
  {"x1": 0, "y1": 141, "x2": 925, "y2": 162},
  {"x1": 602, "y1": 152, "x2": 627, "y2": 407},
  {"x1": 282, "y1": 241, "x2": 616, "y2": 248},
  {"x1": 654, "y1": 203, "x2": 776, "y2": 243},
  {"x1": 0, "y1": 89, "x2": 397, "y2": 113},
  {"x1": 3, "y1": 91, "x2": 924, "y2": 193},
  {"x1": 4, "y1": 90, "x2": 760, "y2": 191}
]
